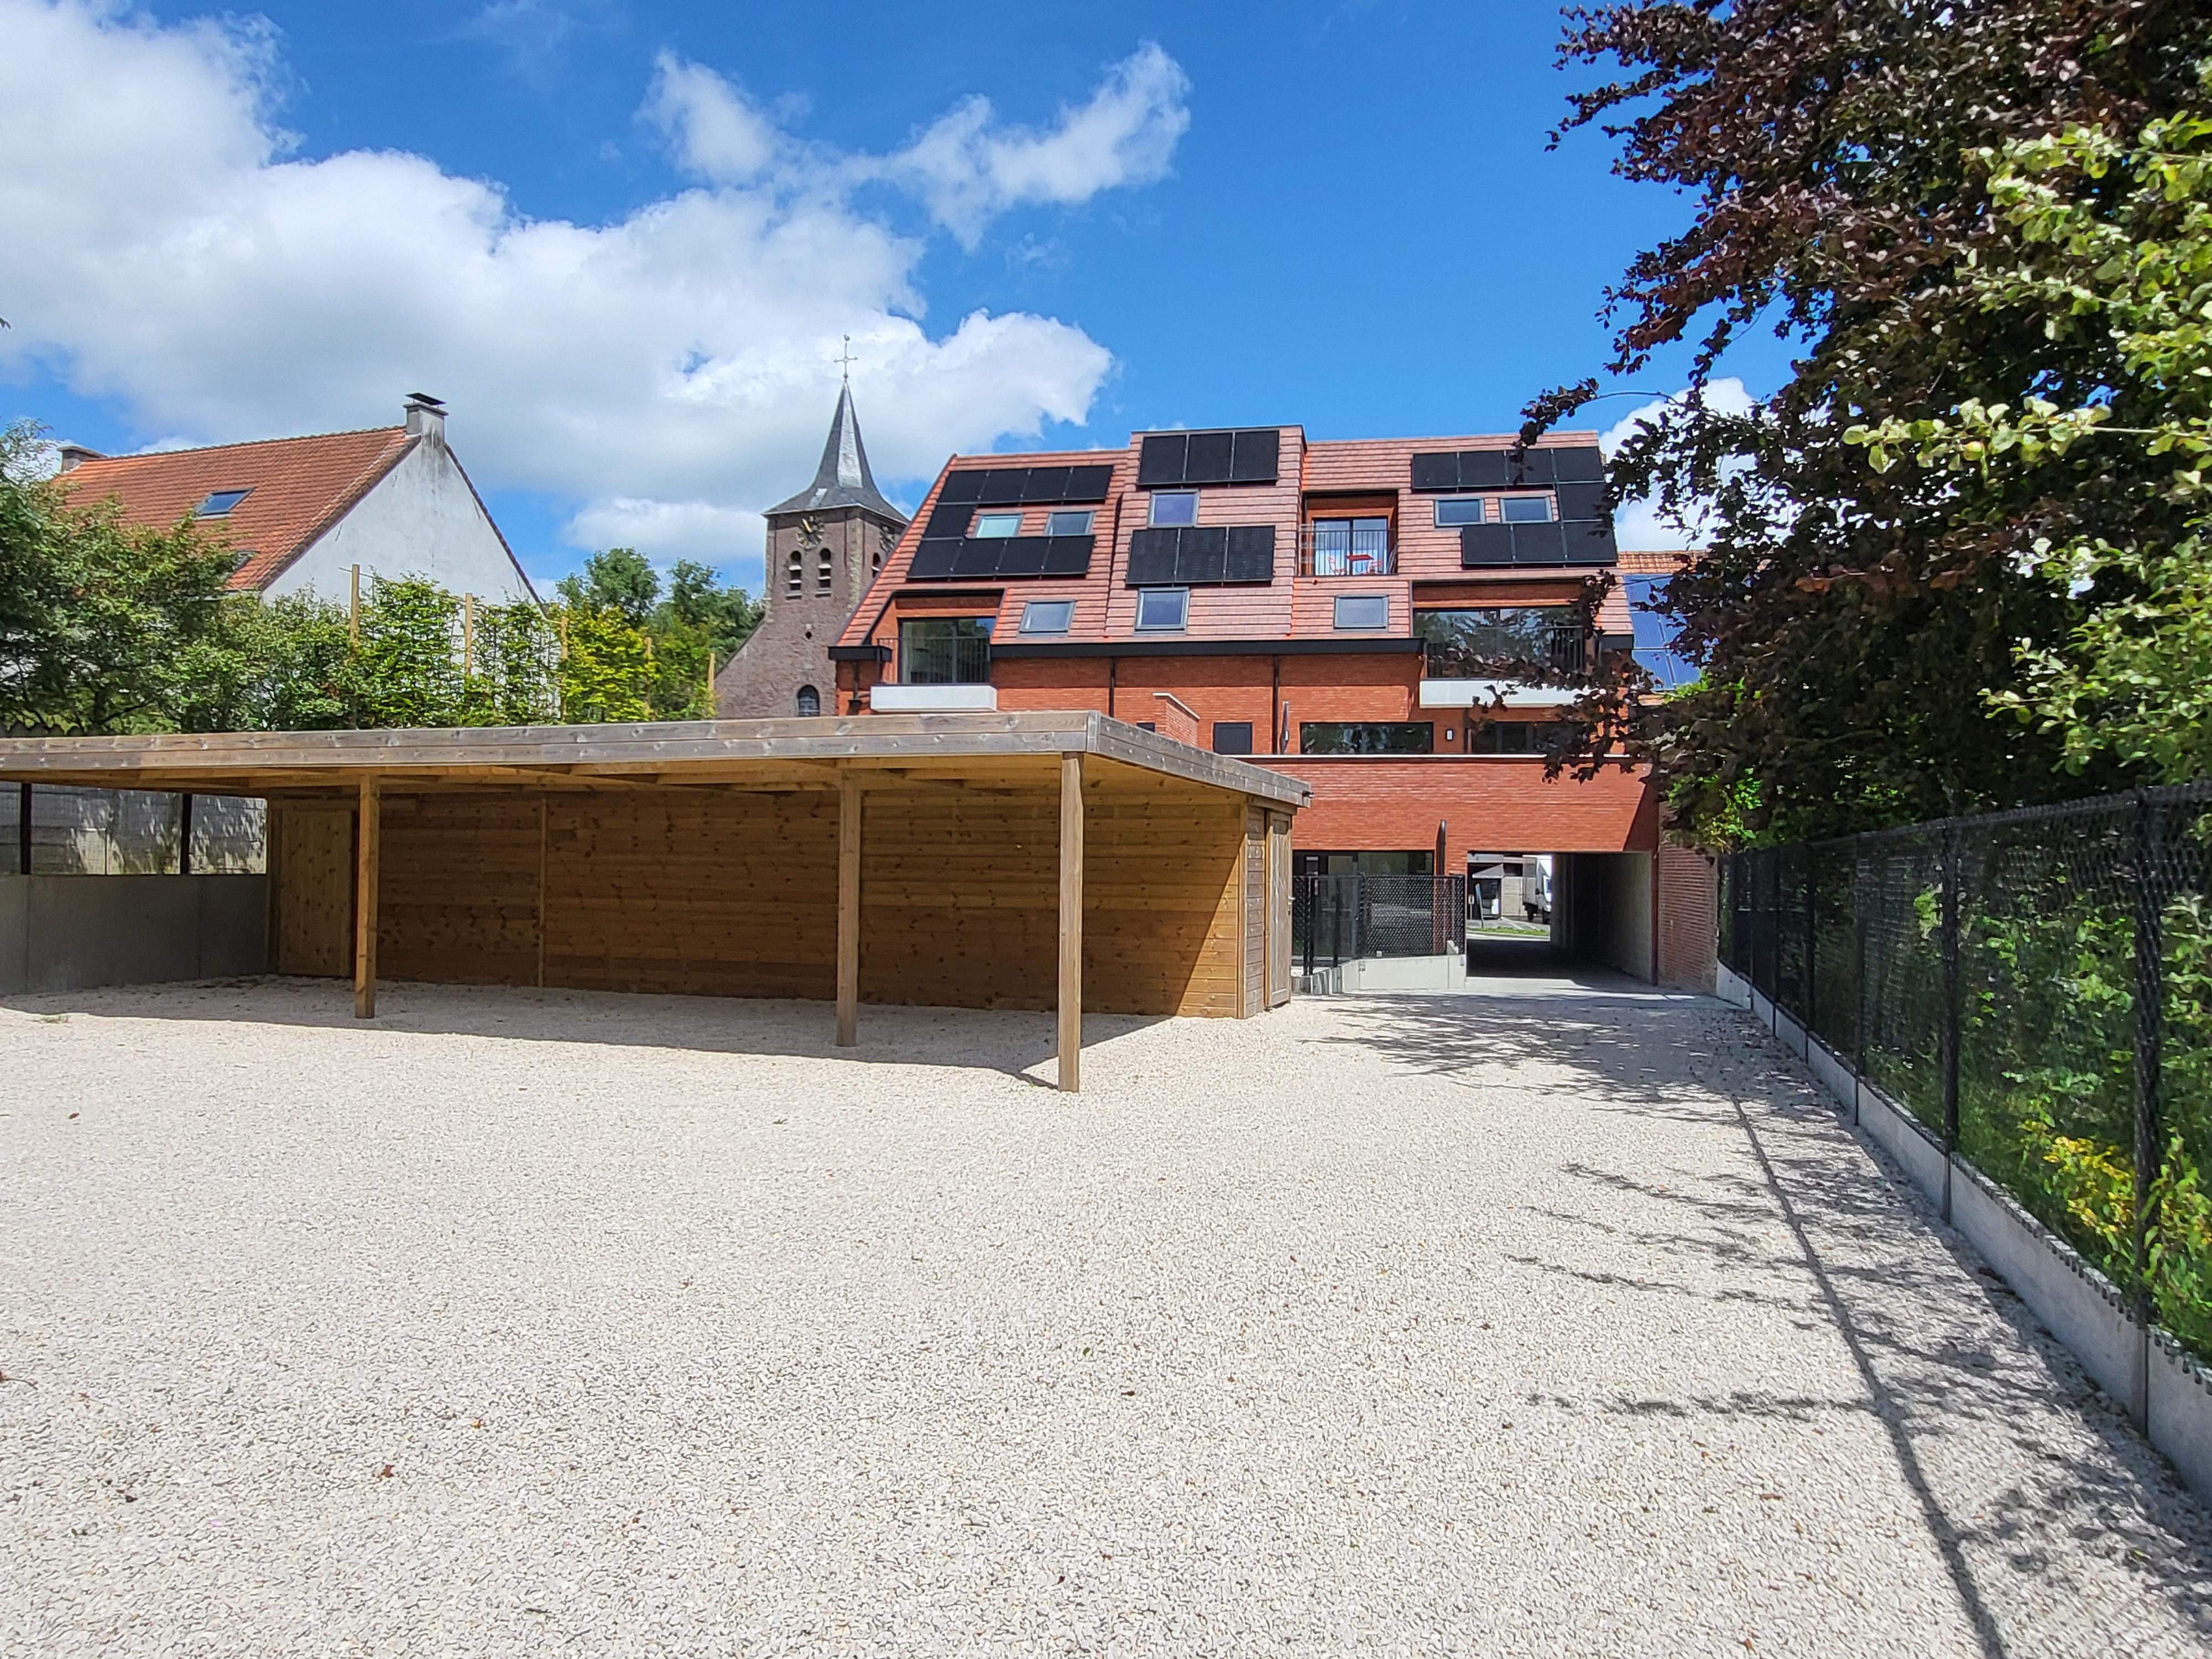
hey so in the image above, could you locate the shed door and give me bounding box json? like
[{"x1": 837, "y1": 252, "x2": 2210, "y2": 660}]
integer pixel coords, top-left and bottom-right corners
[
  {"x1": 1266, "y1": 812, "x2": 1292, "y2": 1006},
  {"x1": 274, "y1": 807, "x2": 352, "y2": 977},
  {"x1": 1242, "y1": 807, "x2": 1266, "y2": 1016}
]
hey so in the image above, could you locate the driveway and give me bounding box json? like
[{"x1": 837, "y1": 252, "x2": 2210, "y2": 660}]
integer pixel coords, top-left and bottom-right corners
[{"x1": 3, "y1": 978, "x2": 2208, "y2": 1655}]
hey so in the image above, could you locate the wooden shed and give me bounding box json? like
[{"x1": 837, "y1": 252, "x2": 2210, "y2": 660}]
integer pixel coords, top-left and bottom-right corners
[{"x1": 0, "y1": 713, "x2": 1310, "y2": 1089}]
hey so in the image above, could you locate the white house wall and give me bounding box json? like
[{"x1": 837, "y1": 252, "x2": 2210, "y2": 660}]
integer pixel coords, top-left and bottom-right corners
[{"x1": 264, "y1": 441, "x2": 534, "y2": 605}]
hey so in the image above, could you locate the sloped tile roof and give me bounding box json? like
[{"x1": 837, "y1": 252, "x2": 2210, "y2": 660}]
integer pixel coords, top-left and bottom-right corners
[
  {"x1": 56, "y1": 426, "x2": 419, "y2": 591},
  {"x1": 765, "y1": 384, "x2": 906, "y2": 521}
]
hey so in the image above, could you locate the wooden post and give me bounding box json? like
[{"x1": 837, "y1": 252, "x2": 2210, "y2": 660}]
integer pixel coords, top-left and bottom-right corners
[
  {"x1": 1058, "y1": 750, "x2": 1085, "y2": 1092},
  {"x1": 535, "y1": 796, "x2": 549, "y2": 990},
  {"x1": 349, "y1": 565, "x2": 362, "y2": 648},
  {"x1": 178, "y1": 792, "x2": 194, "y2": 877},
  {"x1": 836, "y1": 771, "x2": 862, "y2": 1046},
  {"x1": 353, "y1": 775, "x2": 380, "y2": 1019},
  {"x1": 706, "y1": 650, "x2": 717, "y2": 714},
  {"x1": 462, "y1": 593, "x2": 476, "y2": 678}
]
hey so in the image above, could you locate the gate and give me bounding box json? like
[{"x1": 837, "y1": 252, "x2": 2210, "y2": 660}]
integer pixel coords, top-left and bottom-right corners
[{"x1": 1293, "y1": 873, "x2": 1467, "y2": 971}]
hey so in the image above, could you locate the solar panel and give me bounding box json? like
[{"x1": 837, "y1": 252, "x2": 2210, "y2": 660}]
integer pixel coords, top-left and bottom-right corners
[
  {"x1": 1185, "y1": 431, "x2": 1235, "y2": 484},
  {"x1": 1458, "y1": 450, "x2": 1511, "y2": 490},
  {"x1": 1564, "y1": 518, "x2": 1619, "y2": 565},
  {"x1": 1554, "y1": 481, "x2": 1610, "y2": 523},
  {"x1": 1063, "y1": 465, "x2": 1114, "y2": 502},
  {"x1": 1225, "y1": 524, "x2": 1276, "y2": 582},
  {"x1": 910, "y1": 540, "x2": 960, "y2": 578},
  {"x1": 975, "y1": 469, "x2": 1028, "y2": 505},
  {"x1": 1550, "y1": 445, "x2": 1606, "y2": 484},
  {"x1": 1509, "y1": 447, "x2": 1557, "y2": 487},
  {"x1": 1126, "y1": 528, "x2": 1181, "y2": 585},
  {"x1": 1509, "y1": 521, "x2": 1569, "y2": 564},
  {"x1": 926, "y1": 503, "x2": 974, "y2": 538},
  {"x1": 1459, "y1": 525, "x2": 1515, "y2": 567},
  {"x1": 996, "y1": 537, "x2": 1047, "y2": 576},
  {"x1": 1020, "y1": 466, "x2": 1072, "y2": 504},
  {"x1": 1181, "y1": 524, "x2": 1229, "y2": 585},
  {"x1": 1228, "y1": 427, "x2": 1279, "y2": 483},
  {"x1": 1410, "y1": 452, "x2": 1459, "y2": 492},
  {"x1": 953, "y1": 540, "x2": 1005, "y2": 576},
  {"x1": 1042, "y1": 536, "x2": 1093, "y2": 576},
  {"x1": 1138, "y1": 434, "x2": 1189, "y2": 488},
  {"x1": 938, "y1": 471, "x2": 985, "y2": 504}
]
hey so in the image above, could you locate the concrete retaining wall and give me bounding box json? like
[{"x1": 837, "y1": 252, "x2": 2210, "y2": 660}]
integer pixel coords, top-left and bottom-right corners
[
  {"x1": 1715, "y1": 961, "x2": 2212, "y2": 1503},
  {"x1": 0, "y1": 874, "x2": 267, "y2": 995}
]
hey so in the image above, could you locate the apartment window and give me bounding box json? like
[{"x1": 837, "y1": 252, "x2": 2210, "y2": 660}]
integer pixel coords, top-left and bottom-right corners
[
  {"x1": 1432, "y1": 498, "x2": 1486, "y2": 528},
  {"x1": 1212, "y1": 722, "x2": 1254, "y2": 755},
  {"x1": 795, "y1": 685, "x2": 821, "y2": 717},
  {"x1": 1148, "y1": 492, "x2": 1198, "y2": 528},
  {"x1": 899, "y1": 615, "x2": 994, "y2": 684},
  {"x1": 1306, "y1": 517, "x2": 1392, "y2": 576},
  {"x1": 816, "y1": 546, "x2": 834, "y2": 596},
  {"x1": 1500, "y1": 495, "x2": 1554, "y2": 523},
  {"x1": 972, "y1": 512, "x2": 1022, "y2": 538},
  {"x1": 1469, "y1": 721, "x2": 1558, "y2": 756},
  {"x1": 195, "y1": 488, "x2": 251, "y2": 518},
  {"x1": 1134, "y1": 588, "x2": 1189, "y2": 630},
  {"x1": 1045, "y1": 509, "x2": 1095, "y2": 535},
  {"x1": 1132, "y1": 721, "x2": 1157, "y2": 732},
  {"x1": 1332, "y1": 593, "x2": 1390, "y2": 630},
  {"x1": 1298, "y1": 721, "x2": 1435, "y2": 755},
  {"x1": 1019, "y1": 599, "x2": 1075, "y2": 634},
  {"x1": 1415, "y1": 608, "x2": 1583, "y2": 676}
]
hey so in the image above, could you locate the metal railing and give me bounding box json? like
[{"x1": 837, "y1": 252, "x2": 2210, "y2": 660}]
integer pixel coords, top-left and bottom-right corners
[
  {"x1": 1298, "y1": 524, "x2": 1396, "y2": 577},
  {"x1": 1294, "y1": 873, "x2": 1467, "y2": 969},
  {"x1": 1720, "y1": 781, "x2": 2212, "y2": 1368}
]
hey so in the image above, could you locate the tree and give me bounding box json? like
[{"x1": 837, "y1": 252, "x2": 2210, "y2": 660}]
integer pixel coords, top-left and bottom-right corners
[
  {"x1": 1545, "y1": 0, "x2": 2212, "y2": 843},
  {"x1": 556, "y1": 546, "x2": 658, "y2": 625},
  {"x1": 1850, "y1": 74, "x2": 2212, "y2": 782},
  {"x1": 0, "y1": 421, "x2": 241, "y2": 734}
]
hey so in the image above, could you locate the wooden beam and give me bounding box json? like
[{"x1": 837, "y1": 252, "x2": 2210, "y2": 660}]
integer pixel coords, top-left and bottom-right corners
[
  {"x1": 836, "y1": 770, "x2": 862, "y2": 1046},
  {"x1": 1058, "y1": 749, "x2": 1084, "y2": 1092},
  {"x1": 353, "y1": 775, "x2": 380, "y2": 1019}
]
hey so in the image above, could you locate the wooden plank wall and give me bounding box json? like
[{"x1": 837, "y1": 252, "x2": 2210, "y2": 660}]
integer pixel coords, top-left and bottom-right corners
[
  {"x1": 1266, "y1": 812, "x2": 1292, "y2": 1007},
  {"x1": 1240, "y1": 806, "x2": 1266, "y2": 1017},
  {"x1": 270, "y1": 775, "x2": 1254, "y2": 1018}
]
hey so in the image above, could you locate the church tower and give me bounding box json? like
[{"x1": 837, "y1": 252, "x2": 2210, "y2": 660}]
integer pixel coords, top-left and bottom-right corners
[{"x1": 714, "y1": 382, "x2": 907, "y2": 718}]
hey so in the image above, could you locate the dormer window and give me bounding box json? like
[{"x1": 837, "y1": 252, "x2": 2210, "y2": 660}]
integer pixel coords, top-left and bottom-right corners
[{"x1": 195, "y1": 488, "x2": 251, "y2": 517}]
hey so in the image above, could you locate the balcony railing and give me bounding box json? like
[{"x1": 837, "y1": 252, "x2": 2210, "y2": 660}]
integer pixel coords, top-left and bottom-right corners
[{"x1": 1298, "y1": 523, "x2": 1396, "y2": 577}]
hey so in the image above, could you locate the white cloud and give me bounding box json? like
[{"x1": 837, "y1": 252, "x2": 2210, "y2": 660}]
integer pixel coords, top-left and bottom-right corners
[
  {"x1": 1598, "y1": 378, "x2": 1755, "y2": 551},
  {"x1": 0, "y1": 2, "x2": 1173, "y2": 588},
  {"x1": 565, "y1": 497, "x2": 764, "y2": 567},
  {"x1": 875, "y1": 43, "x2": 1192, "y2": 248}
]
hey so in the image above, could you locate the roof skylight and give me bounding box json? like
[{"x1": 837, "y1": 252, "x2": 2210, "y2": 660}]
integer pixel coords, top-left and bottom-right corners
[{"x1": 195, "y1": 489, "x2": 252, "y2": 518}]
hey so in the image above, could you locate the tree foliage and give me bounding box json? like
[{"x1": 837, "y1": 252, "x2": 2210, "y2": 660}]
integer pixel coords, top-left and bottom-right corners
[
  {"x1": 1850, "y1": 74, "x2": 2212, "y2": 782},
  {"x1": 1546, "y1": 0, "x2": 2212, "y2": 844},
  {"x1": 557, "y1": 547, "x2": 759, "y2": 718}
]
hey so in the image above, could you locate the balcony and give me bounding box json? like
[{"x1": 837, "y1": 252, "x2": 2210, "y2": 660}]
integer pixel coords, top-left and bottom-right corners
[{"x1": 1298, "y1": 520, "x2": 1395, "y2": 577}]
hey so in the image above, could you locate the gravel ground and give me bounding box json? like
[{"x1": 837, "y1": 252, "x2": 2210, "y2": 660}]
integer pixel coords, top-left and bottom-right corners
[{"x1": 3, "y1": 975, "x2": 2210, "y2": 1657}]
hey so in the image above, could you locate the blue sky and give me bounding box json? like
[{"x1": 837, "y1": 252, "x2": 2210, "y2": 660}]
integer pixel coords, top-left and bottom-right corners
[{"x1": 0, "y1": 1, "x2": 1784, "y2": 594}]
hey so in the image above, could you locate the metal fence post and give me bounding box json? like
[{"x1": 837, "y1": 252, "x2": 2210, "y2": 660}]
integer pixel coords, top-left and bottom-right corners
[
  {"x1": 2130, "y1": 791, "x2": 2166, "y2": 1431},
  {"x1": 1852, "y1": 854, "x2": 1869, "y2": 1124},
  {"x1": 1939, "y1": 827, "x2": 1961, "y2": 1224},
  {"x1": 178, "y1": 792, "x2": 194, "y2": 878},
  {"x1": 1803, "y1": 844, "x2": 1819, "y2": 1035},
  {"x1": 18, "y1": 781, "x2": 30, "y2": 876}
]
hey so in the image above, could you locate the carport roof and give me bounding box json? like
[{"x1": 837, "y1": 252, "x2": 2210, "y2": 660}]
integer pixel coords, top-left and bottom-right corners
[{"x1": 0, "y1": 711, "x2": 1313, "y2": 807}]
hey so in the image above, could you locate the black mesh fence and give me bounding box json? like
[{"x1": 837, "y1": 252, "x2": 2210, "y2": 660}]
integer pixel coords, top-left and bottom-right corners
[
  {"x1": 1721, "y1": 782, "x2": 2212, "y2": 1365},
  {"x1": 0, "y1": 783, "x2": 265, "y2": 875},
  {"x1": 1293, "y1": 874, "x2": 1467, "y2": 969}
]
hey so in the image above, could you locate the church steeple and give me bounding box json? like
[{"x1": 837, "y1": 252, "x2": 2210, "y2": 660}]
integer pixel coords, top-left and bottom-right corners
[{"x1": 765, "y1": 382, "x2": 905, "y2": 524}]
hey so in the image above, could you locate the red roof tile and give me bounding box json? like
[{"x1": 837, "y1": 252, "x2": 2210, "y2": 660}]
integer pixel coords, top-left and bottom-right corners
[{"x1": 56, "y1": 427, "x2": 418, "y2": 592}]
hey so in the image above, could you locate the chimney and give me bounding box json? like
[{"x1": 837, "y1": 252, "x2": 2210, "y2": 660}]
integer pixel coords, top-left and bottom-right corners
[
  {"x1": 403, "y1": 392, "x2": 447, "y2": 443},
  {"x1": 54, "y1": 442, "x2": 105, "y2": 473}
]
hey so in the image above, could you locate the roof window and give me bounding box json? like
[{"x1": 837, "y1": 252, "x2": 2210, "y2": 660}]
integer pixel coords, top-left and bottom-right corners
[{"x1": 195, "y1": 489, "x2": 252, "y2": 518}]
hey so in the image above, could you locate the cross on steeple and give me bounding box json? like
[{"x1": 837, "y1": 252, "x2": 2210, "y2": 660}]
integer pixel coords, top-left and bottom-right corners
[{"x1": 836, "y1": 334, "x2": 856, "y2": 384}]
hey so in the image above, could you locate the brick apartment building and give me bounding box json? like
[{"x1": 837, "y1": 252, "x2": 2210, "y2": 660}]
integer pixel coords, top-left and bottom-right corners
[{"x1": 824, "y1": 424, "x2": 1715, "y2": 987}]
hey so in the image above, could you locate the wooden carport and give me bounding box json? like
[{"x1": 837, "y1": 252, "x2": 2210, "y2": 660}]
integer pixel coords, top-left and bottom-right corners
[{"x1": 0, "y1": 713, "x2": 1310, "y2": 1089}]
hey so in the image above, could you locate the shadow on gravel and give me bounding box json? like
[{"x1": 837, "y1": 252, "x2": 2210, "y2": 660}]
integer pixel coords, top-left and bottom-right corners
[
  {"x1": 0, "y1": 976, "x2": 1166, "y2": 1083},
  {"x1": 1325, "y1": 990, "x2": 2212, "y2": 1651}
]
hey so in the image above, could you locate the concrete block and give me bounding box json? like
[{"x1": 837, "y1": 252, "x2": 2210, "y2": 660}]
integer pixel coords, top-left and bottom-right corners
[
  {"x1": 1949, "y1": 1161, "x2": 2139, "y2": 1407},
  {"x1": 2150, "y1": 1339, "x2": 2212, "y2": 1502},
  {"x1": 1773, "y1": 1009, "x2": 1809, "y2": 1060},
  {"x1": 0, "y1": 878, "x2": 25, "y2": 995},
  {"x1": 2, "y1": 874, "x2": 267, "y2": 995},
  {"x1": 1807, "y1": 1040, "x2": 1856, "y2": 1111},
  {"x1": 1856, "y1": 1082, "x2": 1949, "y2": 1209},
  {"x1": 1714, "y1": 962, "x2": 1752, "y2": 1010}
]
